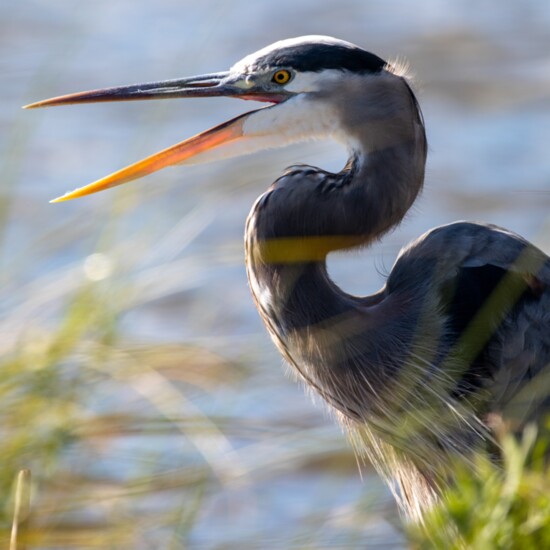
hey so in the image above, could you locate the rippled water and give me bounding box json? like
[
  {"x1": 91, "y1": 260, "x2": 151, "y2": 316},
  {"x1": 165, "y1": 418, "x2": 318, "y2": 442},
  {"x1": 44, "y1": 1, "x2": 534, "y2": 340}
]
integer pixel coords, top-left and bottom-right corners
[{"x1": 1, "y1": 1, "x2": 549, "y2": 547}]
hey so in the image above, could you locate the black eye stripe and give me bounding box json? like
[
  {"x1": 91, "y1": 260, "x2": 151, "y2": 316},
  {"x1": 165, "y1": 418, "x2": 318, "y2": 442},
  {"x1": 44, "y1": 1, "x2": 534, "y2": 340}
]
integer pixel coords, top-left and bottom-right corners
[{"x1": 257, "y1": 44, "x2": 386, "y2": 74}]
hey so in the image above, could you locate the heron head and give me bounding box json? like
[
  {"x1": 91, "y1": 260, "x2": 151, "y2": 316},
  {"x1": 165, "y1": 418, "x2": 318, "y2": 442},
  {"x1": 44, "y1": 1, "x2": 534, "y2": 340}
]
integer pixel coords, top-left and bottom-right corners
[{"x1": 25, "y1": 36, "x2": 390, "y2": 202}]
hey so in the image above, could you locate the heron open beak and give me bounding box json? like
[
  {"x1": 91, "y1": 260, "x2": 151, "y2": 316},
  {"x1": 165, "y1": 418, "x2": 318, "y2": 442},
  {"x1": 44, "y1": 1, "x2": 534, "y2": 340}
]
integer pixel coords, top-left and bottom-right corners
[{"x1": 24, "y1": 73, "x2": 287, "y2": 202}]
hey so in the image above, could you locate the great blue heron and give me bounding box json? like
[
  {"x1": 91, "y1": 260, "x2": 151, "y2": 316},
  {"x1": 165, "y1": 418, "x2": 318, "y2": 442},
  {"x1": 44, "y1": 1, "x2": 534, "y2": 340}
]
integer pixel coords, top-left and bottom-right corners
[{"x1": 26, "y1": 36, "x2": 550, "y2": 520}]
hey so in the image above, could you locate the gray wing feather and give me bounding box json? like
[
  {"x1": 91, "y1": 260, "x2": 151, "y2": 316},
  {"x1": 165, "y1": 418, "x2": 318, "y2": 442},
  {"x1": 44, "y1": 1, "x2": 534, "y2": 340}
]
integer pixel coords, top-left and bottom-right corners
[
  {"x1": 396, "y1": 221, "x2": 550, "y2": 430},
  {"x1": 398, "y1": 221, "x2": 549, "y2": 282}
]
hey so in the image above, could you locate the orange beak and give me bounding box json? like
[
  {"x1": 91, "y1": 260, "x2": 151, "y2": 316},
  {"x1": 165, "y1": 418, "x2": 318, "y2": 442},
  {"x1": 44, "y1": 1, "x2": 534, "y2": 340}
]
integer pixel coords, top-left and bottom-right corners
[{"x1": 24, "y1": 73, "x2": 287, "y2": 202}]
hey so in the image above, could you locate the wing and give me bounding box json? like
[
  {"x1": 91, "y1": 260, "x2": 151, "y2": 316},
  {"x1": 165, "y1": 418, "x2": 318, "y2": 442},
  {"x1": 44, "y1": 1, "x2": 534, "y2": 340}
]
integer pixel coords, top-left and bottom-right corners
[{"x1": 389, "y1": 221, "x2": 550, "y2": 432}]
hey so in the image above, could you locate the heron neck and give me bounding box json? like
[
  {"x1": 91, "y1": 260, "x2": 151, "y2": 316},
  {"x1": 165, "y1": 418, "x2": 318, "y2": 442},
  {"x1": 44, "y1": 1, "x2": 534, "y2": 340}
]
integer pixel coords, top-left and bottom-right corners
[
  {"x1": 249, "y1": 134, "x2": 425, "y2": 250},
  {"x1": 245, "y1": 114, "x2": 426, "y2": 325},
  {"x1": 350, "y1": 135, "x2": 426, "y2": 239}
]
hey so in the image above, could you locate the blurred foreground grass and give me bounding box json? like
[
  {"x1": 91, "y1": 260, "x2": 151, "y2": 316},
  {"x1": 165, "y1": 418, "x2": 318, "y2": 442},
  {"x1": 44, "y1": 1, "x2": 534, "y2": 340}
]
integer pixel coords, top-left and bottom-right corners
[
  {"x1": 0, "y1": 279, "x2": 243, "y2": 547},
  {"x1": 0, "y1": 220, "x2": 396, "y2": 548},
  {"x1": 409, "y1": 426, "x2": 550, "y2": 549}
]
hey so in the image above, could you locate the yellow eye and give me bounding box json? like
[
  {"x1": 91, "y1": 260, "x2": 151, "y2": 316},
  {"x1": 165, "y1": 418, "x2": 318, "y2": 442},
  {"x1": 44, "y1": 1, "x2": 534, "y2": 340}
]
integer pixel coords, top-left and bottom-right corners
[{"x1": 272, "y1": 69, "x2": 292, "y2": 85}]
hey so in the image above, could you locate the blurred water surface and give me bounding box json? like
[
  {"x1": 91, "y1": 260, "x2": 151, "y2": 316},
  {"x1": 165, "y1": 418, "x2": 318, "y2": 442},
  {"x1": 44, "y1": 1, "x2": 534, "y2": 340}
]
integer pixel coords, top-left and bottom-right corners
[{"x1": 1, "y1": 1, "x2": 549, "y2": 548}]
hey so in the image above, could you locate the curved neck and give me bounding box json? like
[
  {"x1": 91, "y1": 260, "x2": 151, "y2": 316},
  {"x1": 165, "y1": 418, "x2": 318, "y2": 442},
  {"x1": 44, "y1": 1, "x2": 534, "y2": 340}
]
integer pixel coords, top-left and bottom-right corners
[
  {"x1": 249, "y1": 135, "x2": 426, "y2": 267},
  {"x1": 249, "y1": 75, "x2": 426, "y2": 252},
  {"x1": 245, "y1": 75, "x2": 426, "y2": 360}
]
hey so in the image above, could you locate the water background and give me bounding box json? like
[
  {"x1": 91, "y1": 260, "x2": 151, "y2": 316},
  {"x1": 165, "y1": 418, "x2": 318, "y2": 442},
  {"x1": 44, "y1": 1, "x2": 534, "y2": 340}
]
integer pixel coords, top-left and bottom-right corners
[{"x1": 1, "y1": 1, "x2": 549, "y2": 548}]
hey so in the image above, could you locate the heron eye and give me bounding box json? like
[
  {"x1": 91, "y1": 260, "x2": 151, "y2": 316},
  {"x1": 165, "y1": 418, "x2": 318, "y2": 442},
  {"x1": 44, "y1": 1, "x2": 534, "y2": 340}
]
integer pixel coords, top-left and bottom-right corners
[{"x1": 272, "y1": 69, "x2": 292, "y2": 85}]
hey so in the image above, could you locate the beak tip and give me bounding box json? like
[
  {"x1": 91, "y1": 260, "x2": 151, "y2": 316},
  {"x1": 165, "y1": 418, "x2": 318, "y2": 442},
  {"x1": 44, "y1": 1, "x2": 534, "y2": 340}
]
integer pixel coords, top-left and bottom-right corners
[
  {"x1": 23, "y1": 98, "x2": 65, "y2": 109},
  {"x1": 22, "y1": 101, "x2": 46, "y2": 109},
  {"x1": 50, "y1": 193, "x2": 73, "y2": 203}
]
